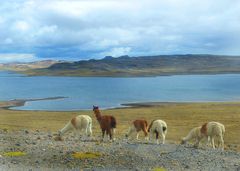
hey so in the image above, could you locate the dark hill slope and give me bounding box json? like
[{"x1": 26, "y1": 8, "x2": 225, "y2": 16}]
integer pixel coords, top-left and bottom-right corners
[{"x1": 24, "y1": 54, "x2": 240, "y2": 76}]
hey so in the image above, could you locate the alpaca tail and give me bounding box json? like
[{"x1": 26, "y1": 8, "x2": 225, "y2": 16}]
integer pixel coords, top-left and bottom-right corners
[
  {"x1": 162, "y1": 126, "x2": 167, "y2": 132},
  {"x1": 111, "y1": 116, "x2": 117, "y2": 128},
  {"x1": 148, "y1": 120, "x2": 155, "y2": 132}
]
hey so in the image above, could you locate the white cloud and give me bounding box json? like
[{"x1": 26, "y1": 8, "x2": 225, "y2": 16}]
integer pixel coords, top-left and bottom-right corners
[
  {"x1": 0, "y1": 53, "x2": 37, "y2": 63},
  {"x1": 13, "y1": 21, "x2": 30, "y2": 31},
  {"x1": 100, "y1": 47, "x2": 132, "y2": 57},
  {"x1": 0, "y1": 0, "x2": 240, "y2": 60}
]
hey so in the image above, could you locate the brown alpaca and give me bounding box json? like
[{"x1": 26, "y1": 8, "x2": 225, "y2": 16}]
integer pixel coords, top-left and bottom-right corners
[
  {"x1": 93, "y1": 105, "x2": 116, "y2": 141},
  {"x1": 125, "y1": 119, "x2": 148, "y2": 140}
]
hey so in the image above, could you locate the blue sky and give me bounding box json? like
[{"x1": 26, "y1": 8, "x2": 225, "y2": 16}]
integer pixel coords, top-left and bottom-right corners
[{"x1": 0, "y1": 0, "x2": 240, "y2": 62}]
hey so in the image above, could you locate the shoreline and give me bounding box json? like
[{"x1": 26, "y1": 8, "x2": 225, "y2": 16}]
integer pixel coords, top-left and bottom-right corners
[
  {"x1": 1, "y1": 99, "x2": 240, "y2": 112},
  {"x1": 3, "y1": 69, "x2": 240, "y2": 78},
  {"x1": 0, "y1": 97, "x2": 67, "y2": 110}
]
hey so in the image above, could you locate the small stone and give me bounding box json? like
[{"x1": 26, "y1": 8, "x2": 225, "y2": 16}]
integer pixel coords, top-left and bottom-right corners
[{"x1": 15, "y1": 143, "x2": 21, "y2": 146}]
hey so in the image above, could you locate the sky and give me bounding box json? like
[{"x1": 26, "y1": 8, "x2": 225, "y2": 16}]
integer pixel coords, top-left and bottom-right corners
[{"x1": 0, "y1": 0, "x2": 240, "y2": 63}]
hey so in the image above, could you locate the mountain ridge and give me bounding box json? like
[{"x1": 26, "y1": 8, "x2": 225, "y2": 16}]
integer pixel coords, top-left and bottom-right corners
[{"x1": 2, "y1": 54, "x2": 240, "y2": 76}]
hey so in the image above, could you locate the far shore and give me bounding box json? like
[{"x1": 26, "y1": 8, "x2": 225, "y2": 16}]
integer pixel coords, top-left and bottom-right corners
[{"x1": 0, "y1": 97, "x2": 66, "y2": 109}]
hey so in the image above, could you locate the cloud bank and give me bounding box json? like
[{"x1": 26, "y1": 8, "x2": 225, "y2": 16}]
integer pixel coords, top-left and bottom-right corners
[{"x1": 0, "y1": 0, "x2": 240, "y2": 62}]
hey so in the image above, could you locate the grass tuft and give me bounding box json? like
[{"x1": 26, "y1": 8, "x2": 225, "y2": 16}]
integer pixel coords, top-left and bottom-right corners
[
  {"x1": 72, "y1": 152, "x2": 102, "y2": 159},
  {"x1": 3, "y1": 151, "x2": 26, "y2": 157}
]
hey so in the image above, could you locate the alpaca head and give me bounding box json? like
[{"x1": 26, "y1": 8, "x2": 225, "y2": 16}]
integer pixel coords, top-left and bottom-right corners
[
  {"x1": 180, "y1": 137, "x2": 186, "y2": 144},
  {"x1": 93, "y1": 105, "x2": 101, "y2": 120},
  {"x1": 93, "y1": 105, "x2": 99, "y2": 111}
]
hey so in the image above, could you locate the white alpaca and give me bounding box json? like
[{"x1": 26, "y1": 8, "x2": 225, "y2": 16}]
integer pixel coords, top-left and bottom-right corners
[
  {"x1": 181, "y1": 122, "x2": 225, "y2": 150},
  {"x1": 58, "y1": 115, "x2": 92, "y2": 139},
  {"x1": 181, "y1": 126, "x2": 203, "y2": 147},
  {"x1": 148, "y1": 120, "x2": 167, "y2": 144},
  {"x1": 206, "y1": 122, "x2": 225, "y2": 150}
]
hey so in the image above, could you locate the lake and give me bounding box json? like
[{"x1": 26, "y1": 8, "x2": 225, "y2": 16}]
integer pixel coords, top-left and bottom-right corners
[{"x1": 0, "y1": 71, "x2": 240, "y2": 111}]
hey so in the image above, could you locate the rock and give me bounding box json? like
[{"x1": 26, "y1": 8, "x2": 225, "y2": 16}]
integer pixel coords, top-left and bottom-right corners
[
  {"x1": 54, "y1": 136, "x2": 63, "y2": 141},
  {"x1": 15, "y1": 143, "x2": 21, "y2": 146}
]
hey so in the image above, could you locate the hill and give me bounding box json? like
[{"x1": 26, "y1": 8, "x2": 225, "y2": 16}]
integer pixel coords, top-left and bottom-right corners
[
  {"x1": 0, "y1": 60, "x2": 61, "y2": 71},
  {"x1": 6, "y1": 54, "x2": 240, "y2": 76}
]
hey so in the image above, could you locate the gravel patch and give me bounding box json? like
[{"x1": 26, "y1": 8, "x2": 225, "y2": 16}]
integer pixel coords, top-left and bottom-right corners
[{"x1": 0, "y1": 129, "x2": 240, "y2": 171}]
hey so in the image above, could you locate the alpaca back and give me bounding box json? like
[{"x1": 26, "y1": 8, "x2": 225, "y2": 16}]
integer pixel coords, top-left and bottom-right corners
[
  {"x1": 73, "y1": 115, "x2": 92, "y2": 130},
  {"x1": 133, "y1": 119, "x2": 148, "y2": 131},
  {"x1": 149, "y1": 120, "x2": 167, "y2": 133},
  {"x1": 207, "y1": 122, "x2": 224, "y2": 137}
]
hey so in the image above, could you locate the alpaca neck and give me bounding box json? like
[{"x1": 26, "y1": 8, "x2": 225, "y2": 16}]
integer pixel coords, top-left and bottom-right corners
[
  {"x1": 59, "y1": 122, "x2": 73, "y2": 136},
  {"x1": 94, "y1": 110, "x2": 102, "y2": 121},
  {"x1": 183, "y1": 129, "x2": 196, "y2": 142}
]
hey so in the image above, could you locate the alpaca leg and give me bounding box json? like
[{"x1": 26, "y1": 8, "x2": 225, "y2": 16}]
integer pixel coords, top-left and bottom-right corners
[
  {"x1": 111, "y1": 129, "x2": 116, "y2": 141},
  {"x1": 149, "y1": 131, "x2": 154, "y2": 142},
  {"x1": 136, "y1": 132, "x2": 139, "y2": 140},
  {"x1": 125, "y1": 126, "x2": 134, "y2": 140},
  {"x1": 156, "y1": 131, "x2": 159, "y2": 144},
  {"x1": 143, "y1": 128, "x2": 149, "y2": 141},
  {"x1": 161, "y1": 133, "x2": 165, "y2": 144},
  {"x1": 219, "y1": 135, "x2": 224, "y2": 151},
  {"x1": 101, "y1": 130, "x2": 105, "y2": 141},
  {"x1": 107, "y1": 129, "x2": 112, "y2": 141},
  {"x1": 211, "y1": 137, "x2": 215, "y2": 149},
  {"x1": 87, "y1": 126, "x2": 92, "y2": 137},
  {"x1": 74, "y1": 129, "x2": 81, "y2": 140},
  {"x1": 87, "y1": 122, "x2": 92, "y2": 137}
]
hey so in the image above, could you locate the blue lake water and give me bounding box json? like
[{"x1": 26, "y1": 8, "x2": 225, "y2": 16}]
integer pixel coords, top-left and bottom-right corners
[{"x1": 0, "y1": 71, "x2": 240, "y2": 111}]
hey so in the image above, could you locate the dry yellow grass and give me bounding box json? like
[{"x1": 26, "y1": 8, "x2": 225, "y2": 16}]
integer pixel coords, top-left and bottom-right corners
[{"x1": 0, "y1": 102, "x2": 239, "y2": 150}]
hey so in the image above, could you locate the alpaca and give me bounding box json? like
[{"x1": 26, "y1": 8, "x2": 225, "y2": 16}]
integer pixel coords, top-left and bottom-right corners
[
  {"x1": 55, "y1": 115, "x2": 92, "y2": 140},
  {"x1": 125, "y1": 119, "x2": 148, "y2": 140},
  {"x1": 181, "y1": 126, "x2": 203, "y2": 147},
  {"x1": 202, "y1": 122, "x2": 225, "y2": 150},
  {"x1": 93, "y1": 105, "x2": 116, "y2": 141},
  {"x1": 181, "y1": 121, "x2": 225, "y2": 150},
  {"x1": 148, "y1": 119, "x2": 167, "y2": 144}
]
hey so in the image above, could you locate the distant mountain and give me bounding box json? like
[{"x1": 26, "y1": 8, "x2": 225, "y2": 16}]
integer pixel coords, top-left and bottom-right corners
[
  {"x1": 0, "y1": 60, "x2": 62, "y2": 71},
  {"x1": 8, "y1": 54, "x2": 240, "y2": 76}
]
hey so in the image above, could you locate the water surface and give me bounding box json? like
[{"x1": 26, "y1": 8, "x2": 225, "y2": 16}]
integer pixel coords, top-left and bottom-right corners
[{"x1": 0, "y1": 71, "x2": 240, "y2": 111}]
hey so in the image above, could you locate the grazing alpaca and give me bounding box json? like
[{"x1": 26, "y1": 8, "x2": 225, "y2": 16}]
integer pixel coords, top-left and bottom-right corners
[
  {"x1": 93, "y1": 105, "x2": 116, "y2": 141},
  {"x1": 181, "y1": 126, "x2": 203, "y2": 146},
  {"x1": 148, "y1": 120, "x2": 167, "y2": 144},
  {"x1": 125, "y1": 119, "x2": 148, "y2": 140},
  {"x1": 55, "y1": 115, "x2": 92, "y2": 140},
  {"x1": 181, "y1": 121, "x2": 225, "y2": 150}
]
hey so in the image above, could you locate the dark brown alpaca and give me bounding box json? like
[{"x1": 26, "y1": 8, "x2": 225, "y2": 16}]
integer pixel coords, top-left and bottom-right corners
[{"x1": 93, "y1": 105, "x2": 116, "y2": 141}]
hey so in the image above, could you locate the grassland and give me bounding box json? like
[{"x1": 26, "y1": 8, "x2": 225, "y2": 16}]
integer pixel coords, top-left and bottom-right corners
[{"x1": 0, "y1": 102, "x2": 239, "y2": 151}]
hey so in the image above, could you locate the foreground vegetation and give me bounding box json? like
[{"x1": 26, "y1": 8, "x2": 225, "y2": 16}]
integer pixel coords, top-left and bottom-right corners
[{"x1": 0, "y1": 102, "x2": 239, "y2": 151}]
